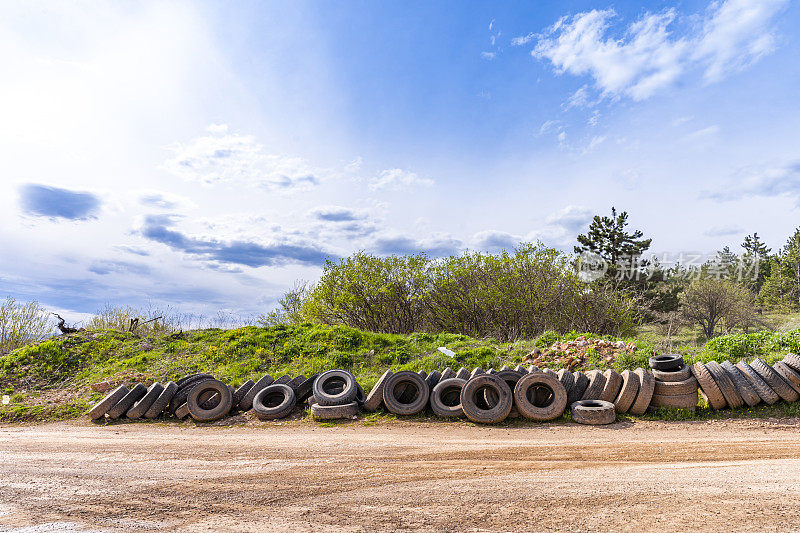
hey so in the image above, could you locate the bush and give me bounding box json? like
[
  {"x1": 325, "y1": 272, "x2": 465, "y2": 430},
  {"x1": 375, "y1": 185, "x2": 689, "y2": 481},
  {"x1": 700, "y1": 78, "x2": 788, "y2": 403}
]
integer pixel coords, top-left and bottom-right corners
[
  {"x1": 0, "y1": 297, "x2": 52, "y2": 355},
  {"x1": 86, "y1": 304, "x2": 186, "y2": 336}
]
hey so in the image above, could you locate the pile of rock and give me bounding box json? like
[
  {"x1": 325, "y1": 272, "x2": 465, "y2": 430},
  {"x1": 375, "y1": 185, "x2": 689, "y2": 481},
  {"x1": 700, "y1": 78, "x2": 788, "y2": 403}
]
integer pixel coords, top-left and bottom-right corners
[{"x1": 525, "y1": 336, "x2": 637, "y2": 370}]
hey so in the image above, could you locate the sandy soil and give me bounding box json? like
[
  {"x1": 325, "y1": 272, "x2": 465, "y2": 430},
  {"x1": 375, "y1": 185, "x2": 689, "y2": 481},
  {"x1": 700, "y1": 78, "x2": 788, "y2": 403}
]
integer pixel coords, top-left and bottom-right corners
[{"x1": 1, "y1": 418, "x2": 800, "y2": 532}]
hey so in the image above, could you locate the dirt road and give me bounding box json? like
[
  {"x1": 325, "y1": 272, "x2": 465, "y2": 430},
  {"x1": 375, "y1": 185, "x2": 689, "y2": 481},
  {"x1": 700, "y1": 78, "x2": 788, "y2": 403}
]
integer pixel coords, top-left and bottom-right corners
[{"x1": 1, "y1": 418, "x2": 800, "y2": 532}]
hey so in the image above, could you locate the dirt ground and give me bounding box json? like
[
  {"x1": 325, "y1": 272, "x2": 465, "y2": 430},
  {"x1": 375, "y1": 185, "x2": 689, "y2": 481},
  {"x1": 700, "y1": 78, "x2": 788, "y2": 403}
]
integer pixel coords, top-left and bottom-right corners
[{"x1": 1, "y1": 418, "x2": 800, "y2": 532}]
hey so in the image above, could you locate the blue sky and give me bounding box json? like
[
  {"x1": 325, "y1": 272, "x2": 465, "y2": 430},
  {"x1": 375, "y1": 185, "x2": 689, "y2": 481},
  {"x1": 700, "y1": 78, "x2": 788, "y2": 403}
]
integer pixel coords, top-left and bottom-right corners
[{"x1": 1, "y1": 0, "x2": 798, "y2": 321}]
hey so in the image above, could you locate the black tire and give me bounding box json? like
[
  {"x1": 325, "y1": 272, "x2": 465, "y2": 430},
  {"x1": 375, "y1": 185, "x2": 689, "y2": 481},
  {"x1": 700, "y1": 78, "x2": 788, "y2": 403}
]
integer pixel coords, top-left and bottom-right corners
[
  {"x1": 440, "y1": 367, "x2": 456, "y2": 381},
  {"x1": 571, "y1": 399, "x2": 615, "y2": 425},
  {"x1": 313, "y1": 370, "x2": 358, "y2": 406},
  {"x1": 430, "y1": 378, "x2": 467, "y2": 417},
  {"x1": 287, "y1": 375, "x2": 307, "y2": 391},
  {"x1": 238, "y1": 374, "x2": 274, "y2": 412},
  {"x1": 614, "y1": 369, "x2": 639, "y2": 413},
  {"x1": 455, "y1": 367, "x2": 470, "y2": 381},
  {"x1": 87, "y1": 385, "x2": 129, "y2": 420},
  {"x1": 581, "y1": 370, "x2": 606, "y2": 400},
  {"x1": 274, "y1": 374, "x2": 291, "y2": 385},
  {"x1": 232, "y1": 380, "x2": 254, "y2": 410},
  {"x1": 691, "y1": 363, "x2": 727, "y2": 410},
  {"x1": 252, "y1": 384, "x2": 296, "y2": 420},
  {"x1": 355, "y1": 382, "x2": 366, "y2": 405},
  {"x1": 187, "y1": 380, "x2": 232, "y2": 422},
  {"x1": 425, "y1": 370, "x2": 442, "y2": 391},
  {"x1": 720, "y1": 361, "x2": 760, "y2": 406},
  {"x1": 706, "y1": 361, "x2": 744, "y2": 408},
  {"x1": 126, "y1": 382, "x2": 164, "y2": 420},
  {"x1": 514, "y1": 372, "x2": 567, "y2": 421},
  {"x1": 292, "y1": 374, "x2": 318, "y2": 402},
  {"x1": 469, "y1": 368, "x2": 485, "y2": 380},
  {"x1": 736, "y1": 360, "x2": 779, "y2": 405},
  {"x1": 750, "y1": 358, "x2": 799, "y2": 402},
  {"x1": 572, "y1": 371, "x2": 589, "y2": 400},
  {"x1": 144, "y1": 381, "x2": 178, "y2": 418},
  {"x1": 557, "y1": 369, "x2": 578, "y2": 405},
  {"x1": 649, "y1": 354, "x2": 683, "y2": 371},
  {"x1": 364, "y1": 370, "x2": 393, "y2": 412},
  {"x1": 107, "y1": 384, "x2": 147, "y2": 419},
  {"x1": 311, "y1": 401, "x2": 359, "y2": 420},
  {"x1": 652, "y1": 365, "x2": 692, "y2": 382},
  {"x1": 170, "y1": 375, "x2": 218, "y2": 414},
  {"x1": 460, "y1": 374, "x2": 512, "y2": 424},
  {"x1": 176, "y1": 373, "x2": 213, "y2": 387},
  {"x1": 628, "y1": 368, "x2": 654, "y2": 416},
  {"x1": 382, "y1": 371, "x2": 429, "y2": 415}
]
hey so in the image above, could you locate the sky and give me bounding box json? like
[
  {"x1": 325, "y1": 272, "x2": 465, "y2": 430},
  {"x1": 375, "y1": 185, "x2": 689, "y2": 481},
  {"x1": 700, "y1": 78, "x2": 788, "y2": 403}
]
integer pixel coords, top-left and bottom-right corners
[{"x1": 1, "y1": 0, "x2": 799, "y2": 322}]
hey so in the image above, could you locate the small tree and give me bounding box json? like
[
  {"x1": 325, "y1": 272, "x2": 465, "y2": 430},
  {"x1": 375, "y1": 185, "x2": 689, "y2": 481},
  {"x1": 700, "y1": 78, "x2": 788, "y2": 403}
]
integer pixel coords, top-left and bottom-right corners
[
  {"x1": 258, "y1": 281, "x2": 311, "y2": 327},
  {"x1": 740, "y1": 232, "x2": 772, "y2": 292},
  {"x1": 575, "y1": 207, "x2": 652, "y2": 278},
  {"x1": 679, "y1": 279, "x2": 759, "y2": 338},
  {"x1": 0, "y1": 297, "x2": 53, "y2": 354},
  {"x1": 760, "y1": 227, "x2": 800, "y2": 308}
]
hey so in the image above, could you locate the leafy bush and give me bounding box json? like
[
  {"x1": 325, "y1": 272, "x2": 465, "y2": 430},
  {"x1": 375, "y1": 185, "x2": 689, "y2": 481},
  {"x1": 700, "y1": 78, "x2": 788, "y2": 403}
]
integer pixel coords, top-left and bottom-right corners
[{"x1": 0, "y1": 297, "x2": 52, "y2": 355}]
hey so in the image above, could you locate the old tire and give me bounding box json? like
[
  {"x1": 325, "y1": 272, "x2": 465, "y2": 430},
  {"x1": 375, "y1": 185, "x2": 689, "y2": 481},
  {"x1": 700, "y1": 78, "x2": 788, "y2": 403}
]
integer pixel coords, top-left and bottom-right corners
[
  {"x1": 649, "y1": 354, "x2": 684, "y2": 371},
  {"x1": 514, "y1": 372, "x2": 567, "y2": 421},
  {"x1": 237, "y1": 374, "x2": 274, "y2": 412},
  {"x1": 773, "y1": 362, "x2": 800, "y2": 396},
  {"x1": 613, "y1": 369, "x2": 640, "y2": 413},
  {"x1": 571, "y1": 400, "x2": 615, "y2": 425},
  {"x1": 170, "y1": 375, "x2": 218, "y2": 414},
  {"x1": 455, "y1": 367, "x2": 470, "y2": 381},
  {"x1": 706, "y1": 361, "x2": 744, "y2": 409},
  {"x1": 232, "y1": 380, "x2": 254, "y2": 410},
  {"x1": 313, "y1": 370, "x2": 358, "y2": 406},
  {"x1": 107, "y1": 383, "x2": 147, "y2": 419},
  {"x1": 557, "y1": 369, "x2": 578, "y2": 406},
  {"x1": 87, "y1": 385, "x2": 129, "y2": 420},
  {"x1": 572, "y1": 371, "x2": 589, "y2": 401},
  {"x1": 628, "y1": 368, "x2": 655, "y2": 416},
  {"x1": 187, "y1": 380, "x2": 232, "y2": 422},
  {"x1": 425, "y1": 370, "x2": 442, "y2": 391},
  {"x1": 650, "y1": 391, "x2": 698, "y2": 410},
  {"x1": 783, "y1": 353, "x2": 800, "y2": 373},
  {"x1": 736, "y1": 360, "x2": 779, "y2": 405},
  {"x1": 311, "y1": 401, "x2": 359, "y2": 420},
  {"x1": 750, "y1": 358, "x2": 798, "y2": 402},
  {"x1": 721, "y1": 361, "x2": 760, "y2": 407},
  {"x1": 653, "y1": 376, "x2": 698, "y2": 396},
  {"x1": 364, "y1": 370, "x2": 393, "y2": 412},
  {"x1": 252, "y1": 384, "x2": 296, "y2": 420},
  {"x1": 470, "y1": 368, "x2": 485, "y2": 380},
  {"x1": 382, "y1": 371, "x2": 430, "y2": 415},
  {"x1": 652, "y1": 365, "x2": 692, "y2": 382},
  {"x1": 461, "y1": 374, "x2": 513, "y2": 424},
  {"x1": 600, "y1": 370, "x2": 623, "y2": 403},
  {"x1": 144, "y1": 381, "x2": 178, "y2": 418},
  {"x1": 691, "y1": 363, "x2": 727, "y2": 410},
  {"x1": 430, "y1": 378, "x2": 466, "y2": 417},
  {"x1": 440, "y1": 367, "x2": 456, "y2": 381},
  {"x1": 581, "y1": 370, "x2": 606, "y2": 400},
  {"x1": 126, "y1": 382, "x2": 164, "y2": 420}
]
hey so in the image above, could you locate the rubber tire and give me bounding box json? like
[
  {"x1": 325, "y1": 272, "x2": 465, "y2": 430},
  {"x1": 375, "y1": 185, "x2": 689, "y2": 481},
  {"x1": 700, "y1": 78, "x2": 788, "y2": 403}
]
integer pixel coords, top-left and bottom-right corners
[
  {"x1": 144, "y1": 381, "x2": 178, "y2": 418},
  {"x1": 613, "y1": 369, "x2": 639, "y2": 413},
  {"x1": 513, "y1": 372, "x2": 567, "y2": 421},
  {"x1": 107, "y1": 383, "x2": 147, "y2": 419},
  {"x1": 572, "y1": 372, "x2": 589, "y2": 401},
  {"x1": 274, "y1": 374, "x2": 291, "y2": 385},
  {"x1": 232, "y1": 380, "x2": 254, "y2": 410},
  {"x1": 649, "y1": 354, "x2": 684, "y2": 371},
  {"x1": 187, "y1": 380, "x2": 233, "y2": 422},
  {"x1": 287, "y1": 375, "x2": 306, "y2": 391},
  {"x1": 425, "y1": 370, "x2": 442, "y2": 391},
  {"x1": 706, "y1": 361, "x2": 745, "y2": 409},
  {"x1": 773, "y1": 362, "x2": 800, "y2": 396},
  {"x1": 364, "y1": 370, "x2": 393, "y2": 412},
  {"x1": 294, "y1": 374, "x2": 318, "y2": 403},
  {"x1": 174, "y1": 402, "x2": 191, "y2": 419},
  {"x1": 650, "y1": 391, "x2": 698, "y2": 410},
  {"x1": 600, "y1": 370, "x2": 623, "y2": 403},
  {"x1": 652, "y1": 365, "x2": 692, "y2": 382},
  {"x1": 170, "y1": 375, "x2": 218, "y2": 414},
  {"x1": 430, "y1": 378, "x2": 466, "y2": 417},
  {"x1": 751, "y1": 358, "x2": 799, "y2": 402},
  {"x1": 528, "y1": 365, "x2": 541, "y2": 373},
  {"x1": 237, "y1": 374, "x2": 274, "y2": 412},
  {"x1": 252, "y1": 384, "x2": 296, "y2": 420},
  {"x1": 484, "y1": 370, "x2": 524, "y2": 417},
  {"x1": 455, "y1": 367, "x2": 470, "y2": 381},
  {"x1": 440, "y1": 367, "x2": 456, "y2": 381},
  {"x1": 736, "y1": 360, "x2": 779, "y2": 405},
  {"x1": 691, "y1": 363, "x2": 727, "y2": 410},
  {"x1": 127, "y1": 382, "x2": 164, "y2": 420},
  {"x1": 87, "y1": 385, "x2": 129, "y2": 420},
  {"x1": 176, "y1": 373, "x2": 214, "y2": 387},
  {"x1": 581, "y1": 370, "x2": 607, "y2": 400},
  {"x1": 314, "y1": 370, "x2": 358, "y2": 406},
  {"x1": 514, "y1": 365, "x2": 527, "y2": 373},
  {"x1": 783, "y1": 353, "x2": 800, "y2": 373},
  {"x1": 721, "y1": 361, "x2": 760, "y2": 406},
  {"x1": 382, "y1": 371, "x2": 429, "y2": 415},
  {"x1": 311, "y1": 401, "x2": 359, "y2": 420},
  {"x1": 461, "y1": 374, "x2": 513, "y2": 424},
  {"x1": 628, "y1": 368, "x2": 655, "y2": 416},
  {"x1": 653, "y1": 376, "x2": 698, "y2": 396},
  {"x1": 557, "y1": 369, "x2": 578, "y2": 406},
  {"x1": 571, "y1": 400, "x2": 615, "y2": 425},
  {"x1": 469, "y1": 368, "x2": 485, "y2": 380}
]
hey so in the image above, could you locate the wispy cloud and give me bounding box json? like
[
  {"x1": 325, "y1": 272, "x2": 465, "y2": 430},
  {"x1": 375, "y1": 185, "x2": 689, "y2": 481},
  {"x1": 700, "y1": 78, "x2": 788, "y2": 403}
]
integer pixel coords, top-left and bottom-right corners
[
  {"x1": 701, "y1": 161, "x2": 800, "y2": 205},
  {"x1": 19, "y1": 184, "x2": 102, "y2": 220},
  {"x1": 369, "y1": 168, "x2": 434, "y2": 191},
  {"x1": 371, "y1": 234, "x2": 462, "y2": 257},
  {"x1": 704, "y1": 225, "x2": 744, "y2": 237}
]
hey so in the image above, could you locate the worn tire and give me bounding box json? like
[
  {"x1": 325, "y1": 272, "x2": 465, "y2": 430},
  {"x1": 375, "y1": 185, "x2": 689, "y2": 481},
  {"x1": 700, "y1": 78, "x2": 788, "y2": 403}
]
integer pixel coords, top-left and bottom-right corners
[
  {"x1": 311, "y1": 401, "x2": 359, "y2": 420},
  {"x1": 440, "y1": 367, "x2": 456, "y2": 381},
  {"x1": 293, "y1": 374, "x2": 318, "y2": 403},
  {"x1": 557, "y1": 369, "x2": 578, "y2": 406},
  {"x1": 174, "y1": 402, "x2": 191, "y2": 419},
  {"x1": 232, "y1": 380, "x2": 254, "y2": 410},
  {"x1": 364, "y1": 370, "x2": 393, "y2": 412},
  {"x1": 691, "y1": 363, "x2": 727, "y2": 410},
  {"x1": 652, "y1": 365, "x2": 692, "y2": 382},
  {"x1": 514, "y1": 372, "x2": 567, "y2": 421},
  {"x1": 383, "y1": 371, "x2": 429, "y2": 415},
  {"x1": 126, "y1": 382, "x2": 164, "y2": 420},
  {"x1": 455, "y1": 367, "x2": 470, "y2": 381},
  {"x1": 514, "y1": 365, "x2": 527, "y2": 373},
  {"x1": 571, "y1": 400, "x2": 615, "y2": 425},
  {"x1": 721, "y1": 361, "x2": 760, "y2": 406},
  {"x1": 170, "y1": 375, "x2": 217, "y2": 414},
  {"x1": 143, "y1": 381, "x2": 177, "y2": 418},
  {"x1": 572, "y1": 371, "x2": 589, "y2": 400},
  {"x1": 773, "y1": 362, "x2": 800, "y2": 396},
  {"x1": 751, "y1": 358, "x2": 798, "y2": 402},
  {"x1": 176, "y1": 373, "x2": 213, "y2": 387},
  {"x1": 613, "y1": 369, "x2": 639, "y2": 413},
  {"x1": 274, "y1": 374, "x2": 291, "y2": 385},
  {"x1": 783, "y1": 353, "x2": 800, "y2": 373},
  {"x1": 461, "y1": 374, "x2": 513, "y2": 424},
  {"x1": 107, "y1": 383, "x2": 147, "y2": 419},
  {"x1": 649, "y1": 354, "x2": 684, "y2": 371},
  {"x1": 736, "y1": 360, "x2": 779, "y2": 405},
  {"x1": 469, "y1": 368, "x2": 485, "y2": 380},
  {"x1": 252, "y1": 384, "x2": 296, "y2": 420},
  {"x1": 600, "y1": 370, "x2": 623, "y2": 402},
  {"x1": 425, "y1": 370, "x2": 442, "y2": 391},
  {"x1": 650, "y1": 391, "x2": 698, "y2": 410},
  {"x1": 653, "y1": 376, "x2": 698, "y2": 396},
  {"x1": 581, "y1": 370, "x2": 606, "y2": 400},
  {"x1": 187, "y1": 380, "x2": 232, "y2": 422},
  {"x1": 431, "y1": 378, "x2": 466, "y2": 417},
  {"x1": 628, "y1": 368, "x2": 655, "y2": 416},
  {"x1": 87, "y1": 385, "x2": 129, "y2": 420},
  {"x1": 237, "y1": 374, "x2": 274, "y2": 412},
  {"x1": 706, "y1": 361, "x2": 744, "y2": 409},
  {"x1": 528, "y1": 365, "x2": 541, "y2": 373},
  {"x1": 313, "y1": 370, "x2": 358, "y2": 406}
]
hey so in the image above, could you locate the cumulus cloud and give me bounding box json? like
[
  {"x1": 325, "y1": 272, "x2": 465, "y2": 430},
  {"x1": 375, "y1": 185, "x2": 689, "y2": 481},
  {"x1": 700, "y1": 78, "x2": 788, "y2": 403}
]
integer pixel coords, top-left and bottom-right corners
[
  {"x1": 472, "y1": 230, "x2": 522, "y2": 252},
  {"x1": 704, "y1": 225, "x2": 744, "y2": 237},
  {"x1": 163, "y1": 124, "x2": 320, "y2": 191},
  {"x1": 371, "y1": 234, "x2": 462, "y2": 257},
  {"x1": 88, "y1": 260, "x2": 151, "y2": 276},
  {"x1": 369, "y1": 169, "x2": 434, "y2": 191},
  {"x1": 523, "y1": 0, "x2": 788, "y2": 101},
  {"x1": 19, "y1": 184, "x2": 102, "y2": 220},
  {"x1": 701, "y1": 161, "x2": 800, "y2": 205},
  {"x1": 310, "y1": 205, "x2": 365, "y2": 222},
  {"x1": 137, "y1": 190, "x2": 196, "y2": 211}
]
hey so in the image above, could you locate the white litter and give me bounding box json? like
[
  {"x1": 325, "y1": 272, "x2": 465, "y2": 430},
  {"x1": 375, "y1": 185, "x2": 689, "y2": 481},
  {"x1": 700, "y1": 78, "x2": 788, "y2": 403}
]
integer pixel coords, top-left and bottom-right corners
[
  {"x1": 438, "y1": 347, "x2": 455, "y2": 357},
  {"x1": 1, "y1": 395, "x2": 9, "y2": 405}
]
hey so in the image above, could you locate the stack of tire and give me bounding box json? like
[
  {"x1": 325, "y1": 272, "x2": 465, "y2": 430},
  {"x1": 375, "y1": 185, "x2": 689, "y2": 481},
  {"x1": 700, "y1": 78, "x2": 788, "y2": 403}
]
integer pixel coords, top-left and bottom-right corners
[
  {"x1": 648, "y1": 354, "x2": 699, "y2": 411},
  {"x1": 308, "y1": 370, "x2": 364, "y2": 420}
]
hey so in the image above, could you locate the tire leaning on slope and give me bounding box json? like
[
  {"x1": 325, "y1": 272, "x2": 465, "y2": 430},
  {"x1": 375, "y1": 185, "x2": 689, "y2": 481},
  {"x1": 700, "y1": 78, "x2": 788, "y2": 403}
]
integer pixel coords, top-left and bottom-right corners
[
  {"x1": 170, "y1": 375, "x2": 218, "y2": 414},
  {"x1": 106, "y1": 383, "x2": 148, "y2": 419},
  {"x1": 557, "y1": 369, "x2": 578, "y2": 406},
  {"x1": 252, "y1": 384, "x2": 296, "y2": 420},
  {"x1": 144, "y1": 381, "x2": 178, "y2": 419},
  {"x1": 460, "y1": 374, "x2": 513, "y2": 424},
  {"x1": 572, "y1": 371, "x2": 589, "y2": 401},
  {"x1": 238, "y1": 374, "x2": 275, "y2": 412},
  {"x1": 772, "y1": 362, "x2": 800, "y2": 396},
  {"x1": 736, "y1": 360, "x2": 779, "y2": 405},
  {"x1": 87, "y1": 385, "x2": 129, "y2": 420},
  {"x1": 628, "y1": 368, "x2": 654, "y2": 416},
  {"x1": 581, "y1": 370, "x2": 607, "y2": 401},
  {"x1": 705, "y1": 361, "x2": 744, "y2": 409},
  {"x1": 613, "y1": 369, "x2": 640, "y2": 414},
  {"x1": 430, "y1": 378, "x2": 467, "y2": 418},
  {"x1": 513, "y1": 372, "x2": 567, "y2": 421},
  {"x1": 783, "y1": 353, "x2": 800, "y2": 373},
  {"x1": 600, "y1": 370, "x2": 623, "y2": 403},
  {"x1": 126, "y1": 382, "x2": 164, "y2": 420},
  {"x1": 364, "y1": 370, "x2": 393, "y2": 412},
  {"x1": 571, "y1": 399, "x2": 616, "y2": 425},
  {"x1": 187, "y1": 380, "x2": 233, "y2": 422},
  {"x1": 691, "y1": 363, "x2": 727, "y2": 410},
  {"x1": 382, "y1": 371, "x2": 429, "y2": 416},
  {"x1": 721, "y1": 361, "x2": 760, "y2": 407},
  {"x1": 751, "y1": 358, "x2": 799, "y2": 402}
]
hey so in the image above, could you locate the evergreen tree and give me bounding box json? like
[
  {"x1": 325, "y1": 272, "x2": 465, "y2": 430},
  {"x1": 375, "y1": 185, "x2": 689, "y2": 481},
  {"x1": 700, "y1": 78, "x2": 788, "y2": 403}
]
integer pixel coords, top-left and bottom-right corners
[
  {"x1": 760, "y1": 228, "x2": 800, "y2": 307},
  {"x1": 740, "y1": 232, "x2": 772, "y2": 292},
  {"x1": 575, "y1": 207, "x2": 652, "y2": 278}
]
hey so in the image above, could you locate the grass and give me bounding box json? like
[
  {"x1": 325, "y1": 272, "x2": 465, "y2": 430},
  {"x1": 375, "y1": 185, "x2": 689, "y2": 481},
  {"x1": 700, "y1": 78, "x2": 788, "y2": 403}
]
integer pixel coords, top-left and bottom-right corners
[{"x1": 1, "y1": 319, "x2": 799, "y2": 423}]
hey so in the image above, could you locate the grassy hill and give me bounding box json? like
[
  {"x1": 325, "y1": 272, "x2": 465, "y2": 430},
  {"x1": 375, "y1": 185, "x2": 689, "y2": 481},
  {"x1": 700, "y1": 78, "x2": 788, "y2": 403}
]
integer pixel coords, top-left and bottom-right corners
[{"x1": 2, "y1": 323, "x2": 799, "y2": 422}]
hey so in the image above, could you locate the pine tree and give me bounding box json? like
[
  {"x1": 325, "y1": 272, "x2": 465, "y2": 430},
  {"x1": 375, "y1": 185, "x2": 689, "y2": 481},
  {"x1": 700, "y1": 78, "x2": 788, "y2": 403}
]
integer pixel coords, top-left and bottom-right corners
[
  {"x1": 760, "y1": 228, "x2": 800, "y2": 307},
  {"x1": 740, "y1": 232, "x2": 772, "y2": 292},
  {"x1": 575, "y1": 207, "x2": 652, "y2": 278}
]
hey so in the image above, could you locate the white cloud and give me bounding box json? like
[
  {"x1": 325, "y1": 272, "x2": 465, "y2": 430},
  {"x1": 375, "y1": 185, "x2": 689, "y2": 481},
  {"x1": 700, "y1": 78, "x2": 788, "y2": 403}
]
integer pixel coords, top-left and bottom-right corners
[
  {"x1": 701, "y1": 161, "x2": 800, "y2": 205},
  {"x1": 481, "y1": 51, "x2": 497, "y2": 60},
  {"x1": 681, "y1": 125, "x2": 720, "y2": 142},
  {"x1": 369, "y1": 168, "x2": 434, "y2": 191},
  {"x1": 526, "y1": 0, "x2": 788, "y2": 101},
  {"x1": 545, "y1": 205, "x2": 594, "y2": 234},
  {"x1": 704, "y1": 225, "x2": 744, "y2": 237},
  {"x1": 511, "y1": 33, "x2": 536, "y2": 47},
  {"x1": 563, "y1": 85, "x2": 591, "y2": 109}
]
